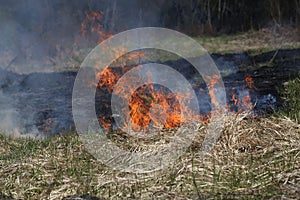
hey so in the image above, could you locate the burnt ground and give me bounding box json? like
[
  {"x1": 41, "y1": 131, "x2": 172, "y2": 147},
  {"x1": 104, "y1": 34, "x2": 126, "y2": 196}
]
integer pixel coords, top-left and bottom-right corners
[
  {"x1": 217, "y1": 49, "x2": 300, "y2": 104},
  {"x1": 0, "y1": 48, "x2": 299, "y2": 136}
]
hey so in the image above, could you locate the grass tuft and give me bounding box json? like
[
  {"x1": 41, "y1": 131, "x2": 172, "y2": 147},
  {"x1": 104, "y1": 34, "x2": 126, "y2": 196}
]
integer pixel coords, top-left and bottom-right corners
[{"x1": 0, "y1": 114, "x2": 299, "y2": 199}]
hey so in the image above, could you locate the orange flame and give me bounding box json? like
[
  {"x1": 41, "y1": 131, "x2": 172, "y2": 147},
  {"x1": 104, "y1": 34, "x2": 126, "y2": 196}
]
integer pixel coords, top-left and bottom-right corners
[
  {"x1": 206, "y1": 74, "x2": 221, "y2": 109},
  {"x1": 243, "y1": 75, "x2": 255, "y2": 110},
  {"x1": 97, "y1": 68, "x2": 256, "y2": 131},
  {"x1": 245, "y1": 75, "x2": 254, "y2": 93},
  {"x1": 230, "y1": 90, "x2": 239, "y2": 106},
  {"x1": 83, "y1": 11, "x2": 256, "y2": 132},
  {"x1": 227, "y1": 75, "x2": 255, "y2": 112},
  {"x1": 81, "y1": 11, "x2": 112, "y2": 43}
]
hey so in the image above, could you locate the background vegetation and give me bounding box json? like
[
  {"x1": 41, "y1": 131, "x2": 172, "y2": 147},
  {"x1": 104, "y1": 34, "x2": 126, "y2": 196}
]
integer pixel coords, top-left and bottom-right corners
[
  {"x1": 1, "y1": 0, "x2": 300, "y2": 35},
  {"x1": 160, "y1": 0, "x2": 300, "y2": 35},
  {"x1": 0, "y1": 1, "x2": 299, "y2": 199}
]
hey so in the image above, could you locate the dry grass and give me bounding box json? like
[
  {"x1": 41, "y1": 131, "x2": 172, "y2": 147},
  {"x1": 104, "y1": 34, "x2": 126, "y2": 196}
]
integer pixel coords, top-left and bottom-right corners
[
  {"x1": 196, "y1": 26, "x2": 300, "y2": 54},
  {"x1": 2, "y1": 26, "x2": 299, "y2": 73},
  {"x1": 0, "y1": 113, "x2": 299, "y2": 199}
]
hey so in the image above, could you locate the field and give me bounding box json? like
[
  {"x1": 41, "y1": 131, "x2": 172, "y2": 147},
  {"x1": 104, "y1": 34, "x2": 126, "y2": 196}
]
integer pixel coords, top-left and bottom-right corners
[
  {"x1": 0, "y1": 114, "x2": 299, "y2": 199},
  {"x1": 1, "y1": 26, "x2": 300, "y2": 199}
]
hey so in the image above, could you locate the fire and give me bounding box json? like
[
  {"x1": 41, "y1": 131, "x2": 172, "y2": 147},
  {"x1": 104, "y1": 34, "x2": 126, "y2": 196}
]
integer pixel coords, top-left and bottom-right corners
[
  {"x1": 245, "y1": 75, "x2": 255, "y2": 93},
  {"x1": 81, "y1": 11, "x2": 112, "y2": 43},
  {"x1": 98, "y1": 67, "x2": 126, "y2": 93},
  {"x1": 96, "y1": 65, "x2": 257, "y2": 131},
  {"x1": 227, "y1": 75, "x2": 255, "y2": 112},
  {"x1": 97, "y1": 67, "x2": 257, "y2": 131},
  {"x1": 127, "y1": 83, "x2": 196, "y2": 131},
  {"x1": 242, "y1": 75, "x2": 255, "y2": 110},
  {"x1": 96, "y1": 66, "x2": 257, "y2": 131},
  {"x1": 103, "y1": 66, "x2": 185, "y2": 131},
  {"x1": 99, "y1": 116, "x2": 112, "y2": 130},
  {"x1": 206, "y1": 74, "x2": 221, "y2": 109},
  {"x1": 242, "y1": 95, "x2": 253, "y2": 110},
  {"x1": 96, "y1": 62, "x2": 206, "y2": 131},
  {"x1": 82, "y1": 11, "x2": 256, "y2": 132}
]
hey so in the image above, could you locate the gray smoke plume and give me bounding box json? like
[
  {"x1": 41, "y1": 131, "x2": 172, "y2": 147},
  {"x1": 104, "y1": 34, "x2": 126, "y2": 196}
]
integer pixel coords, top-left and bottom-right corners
[
  {"x1": 0, "y1": 0, "x2": 165, "y2": 137},
  {"x1": 0, "y1": 68, "x2": 39, "y2": 138}
]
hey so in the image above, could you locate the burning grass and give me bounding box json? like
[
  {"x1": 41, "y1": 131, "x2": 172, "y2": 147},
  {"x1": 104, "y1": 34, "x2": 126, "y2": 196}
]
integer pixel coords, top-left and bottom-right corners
[{"x1": 0, "y1": 114, "x2": 299, "y2": 199}]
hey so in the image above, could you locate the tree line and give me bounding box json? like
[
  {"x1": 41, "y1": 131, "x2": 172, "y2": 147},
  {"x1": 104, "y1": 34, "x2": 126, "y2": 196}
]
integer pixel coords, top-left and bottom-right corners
[
  {"x1": 159, "y1": 0, "x2": 300, "y2": 35},
  {"x1": 1, "y1": 0, "x2": 299, "y2": 36}
]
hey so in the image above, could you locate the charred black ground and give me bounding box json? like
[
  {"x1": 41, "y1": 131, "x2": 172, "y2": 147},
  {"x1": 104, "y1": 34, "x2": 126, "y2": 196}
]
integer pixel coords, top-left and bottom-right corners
[{"x1": 0, "y1": 49, "x2": 299, "y2": 136}]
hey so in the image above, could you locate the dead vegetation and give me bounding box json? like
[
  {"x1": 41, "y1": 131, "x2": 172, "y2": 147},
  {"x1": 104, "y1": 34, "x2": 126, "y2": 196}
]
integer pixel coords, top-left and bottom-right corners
[
  {"x1": 197, "y1": 25, "x2": 300, "y2": 54},
  {"x1": 0, "y1": 113, "x2": 299, "y2": 199}
]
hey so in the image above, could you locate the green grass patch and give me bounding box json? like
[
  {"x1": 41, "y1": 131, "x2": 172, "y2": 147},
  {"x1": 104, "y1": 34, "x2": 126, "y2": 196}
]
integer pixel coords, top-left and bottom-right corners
[{"x1": 278, "y1": 74, "x2": 300, "y2": 123}]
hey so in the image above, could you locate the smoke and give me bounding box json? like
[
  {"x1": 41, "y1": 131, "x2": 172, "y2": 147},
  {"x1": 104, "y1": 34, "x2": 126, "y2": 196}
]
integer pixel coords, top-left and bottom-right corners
[
  {"x1": 0, "y1": 90, "x2": 39, "y2": 138},
  {"x1": 0, "y1": 0, "x2": 167, "y2": 137},
  {"x1": 0, "y1": 0, "x2": 86, "y2": 73},
  {"x1": 0, "y1": 67, "x2": 39, "y2": 138},
  {"x1": 0, "y1": 1, "x2": 281, "y2": 138},
  {"x1": 0, "y1": 91, "x2": 19, "y2": 134},
  {"x1": 0, "y1": 0, "x2": 167, "y2": 74}
]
